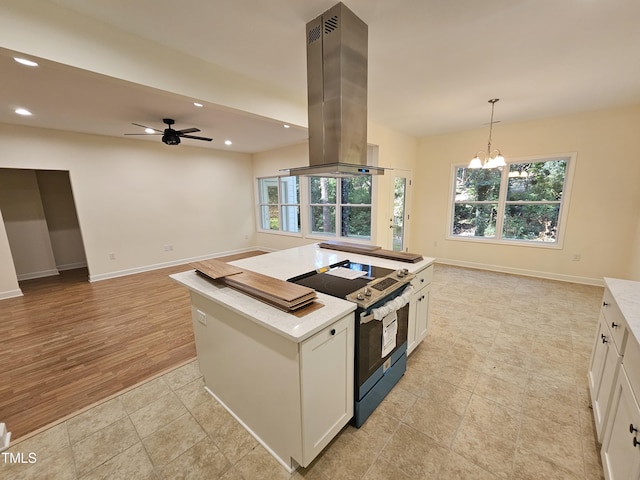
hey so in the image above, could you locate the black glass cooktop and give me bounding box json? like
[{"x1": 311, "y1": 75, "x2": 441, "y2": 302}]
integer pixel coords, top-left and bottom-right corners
[{"x1": 287, "y1": 260, "x2": 395, "y2": 299}]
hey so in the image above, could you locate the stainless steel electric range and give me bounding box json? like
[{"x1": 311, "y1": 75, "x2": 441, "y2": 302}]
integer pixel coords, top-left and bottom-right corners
[{"x1": 288, "y1": 259, "x2": 414, "y2": 427}]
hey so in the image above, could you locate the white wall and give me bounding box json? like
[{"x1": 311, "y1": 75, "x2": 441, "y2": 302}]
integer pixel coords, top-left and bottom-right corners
[
  {"x1": 413, "y1": 105, "x2": 640, "y2": 283},
  {"x1": 0, "y1": 123, "x2": 255, "y2": 291},
  {"x1": 36, "y1": 170, "x2": 87, "y2": 271},
  {"x1": 0, "y1": 208, "x2": 20, "y2": 299},
  {"x1": 0, "y1": 169, "x2": 58, "y2": 280}
]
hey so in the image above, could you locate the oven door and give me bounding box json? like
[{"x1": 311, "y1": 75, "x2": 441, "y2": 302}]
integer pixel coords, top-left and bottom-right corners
[{"x1": 355, "y1": 297, "x2": 409, "y2": 399}]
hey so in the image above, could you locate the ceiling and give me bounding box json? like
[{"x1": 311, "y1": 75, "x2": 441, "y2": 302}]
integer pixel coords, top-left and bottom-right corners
[{"x1": 2, "y1": 0, "x2": 640, "y2": 153}]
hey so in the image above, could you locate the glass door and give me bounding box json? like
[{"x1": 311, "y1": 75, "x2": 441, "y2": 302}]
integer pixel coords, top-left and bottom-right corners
[{"x1": 390, "y1": 175, "x2": 410, "y2": 252}]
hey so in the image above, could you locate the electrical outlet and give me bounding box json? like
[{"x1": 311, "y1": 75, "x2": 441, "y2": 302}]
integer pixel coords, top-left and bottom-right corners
[
  {"x1": 164, "y1": 244, "x2": 174, "y2": 252},
  {"x1": 572, "y1": 253, "x2": 581, "y2": 262},
  {"x1": 108, "y1": 252, "x2": 116, "y2": 260},
  {"x1": 196, "y1": 310, "x2": 206, "y2": 326}
]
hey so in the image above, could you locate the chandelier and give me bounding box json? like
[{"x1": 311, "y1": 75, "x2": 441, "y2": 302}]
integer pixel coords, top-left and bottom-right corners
[{"x1": 468, "y1": 98, "x2": 506, "y2": 169}]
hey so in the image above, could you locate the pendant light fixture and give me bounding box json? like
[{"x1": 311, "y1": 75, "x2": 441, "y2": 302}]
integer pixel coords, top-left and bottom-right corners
[{"x1": 468, "y1": 98, "x2": 506, "y2": 169}]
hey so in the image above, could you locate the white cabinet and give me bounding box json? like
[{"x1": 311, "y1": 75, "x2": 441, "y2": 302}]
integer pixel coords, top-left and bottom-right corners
[
  {"x1": 190, "y1": 292, "x2": 354, "y2": 471},
  {"x1": 588, "y1": 279, "x2": 640, "y2": 479},
  {"x1": 300, "y1": 315, "x2": 354, "y2": 465},
  {"x1": 601, "y1": 368, "x2": 640, "y2": 480},
  {"x1": 407, "y1": 265, "x2": 433, "y2": 355},
  {"x1": 589, "y1": 288, "x2": 629, "y2": 440},
  {"x1": 588, "y1": 312, "x2": 623, "y2": 439}
]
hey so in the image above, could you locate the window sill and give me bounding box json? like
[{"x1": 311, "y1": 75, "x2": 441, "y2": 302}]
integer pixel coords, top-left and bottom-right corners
[
  {"x1": 257, "y1": 229, "x2": 303, "y2": 238},
  {"x1": 447, "y1": 235, "x2": 563, "y2": 250}
]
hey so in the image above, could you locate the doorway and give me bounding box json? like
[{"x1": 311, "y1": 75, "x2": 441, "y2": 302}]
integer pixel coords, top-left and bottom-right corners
[
  {"x1": 389, "y1": 174, "x2": 411, "y2": 252},
  {"x1": 0, "y1": 168, "x2": 87, "y2": 282}
]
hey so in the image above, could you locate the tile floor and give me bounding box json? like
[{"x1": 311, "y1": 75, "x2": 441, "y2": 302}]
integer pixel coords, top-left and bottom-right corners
[{"x1": 1, "y1": 264, "x2": 605, "y2": 479}]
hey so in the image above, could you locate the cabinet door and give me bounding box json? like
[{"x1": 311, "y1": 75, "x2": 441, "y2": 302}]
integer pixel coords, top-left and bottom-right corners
[
  {"x1": 299, "y1": 314, "x2": 354, "y2": 467},
  {"x1": 415, "y1": 288, "x2": 430, "y2": 343},
  {"x1": 407, "y1": 294, "x2": 419, "y2": 355},
  {"x1": 589, "y1": 313, "x2": 621, "y2": 440},
  {"x1": 601, "y1": 369, "x2": 640, "y2": 480}
]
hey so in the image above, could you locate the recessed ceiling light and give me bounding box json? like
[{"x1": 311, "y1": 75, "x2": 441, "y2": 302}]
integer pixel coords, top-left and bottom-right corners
[
  {"x1": 144, "y1": 128, "x2": 155, "y2": 134},
  {"x1": 224, "y1": 140, "x2": 233, "y2": 146},
  {"x1": 15, "y1": 108, "x2": 32, "y2": 116},
  {"x1": 14, "y1": 57, "x2": 38, "y2": 67},
  {"x1": 283, "y1": 124, "x2": 291, "y2": 129},
  {"x1": 193, "y1": 102, "x2": 203, "y2": 107}
]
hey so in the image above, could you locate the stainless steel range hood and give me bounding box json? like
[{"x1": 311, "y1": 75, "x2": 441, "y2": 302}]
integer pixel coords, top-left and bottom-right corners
[{"x1": 287, "y1": 2, "x2": 384, "y2": 177}]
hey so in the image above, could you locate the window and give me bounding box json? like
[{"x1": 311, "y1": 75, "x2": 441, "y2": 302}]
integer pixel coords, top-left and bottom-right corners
[
  {"x1": 258, "y1": 176, "x2": 300, "y2": 233},
  {"x1": 451, "y1": 154, "x2": 573, "y2": 246},
  {"x1": 309, "y1": 176, "x2": 372, "y2": 240}
]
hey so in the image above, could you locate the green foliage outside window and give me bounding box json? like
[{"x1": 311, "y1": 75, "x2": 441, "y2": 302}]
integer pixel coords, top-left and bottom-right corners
[{"x1": 452, "y1": 158, "x2": 568, "y2": 243}]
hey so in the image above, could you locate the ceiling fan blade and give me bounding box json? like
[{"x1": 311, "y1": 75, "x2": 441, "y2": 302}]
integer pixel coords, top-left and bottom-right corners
[
  {"x1": 175, "y1": 127, "x2": 200, "y2": 134},
  {"x1": 124, "y1": 133, "x2": 161, "y2": 136},
  {"x1": 182, "y1": 135, "x2": 213, "y2": 142},
  {"x1": 131, "y1": 122, "x2": 164, "y2": 133}
]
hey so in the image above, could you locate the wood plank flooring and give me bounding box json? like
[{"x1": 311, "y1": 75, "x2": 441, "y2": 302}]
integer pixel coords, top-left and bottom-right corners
[{"x1": 0, "y1": 251, "x2": 267, "y2": 441}]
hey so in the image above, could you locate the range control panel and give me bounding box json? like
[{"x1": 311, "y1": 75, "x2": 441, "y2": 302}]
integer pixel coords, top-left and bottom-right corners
[{"x1": 346, "y1": 269, "x2": 415, "y2": 308}]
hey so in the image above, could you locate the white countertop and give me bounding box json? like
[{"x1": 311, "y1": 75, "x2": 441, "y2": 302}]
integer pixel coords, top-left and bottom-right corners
[
  {"x1": 604, "y1": 277, "x2": 640, "y2": 349},
  {"x1": 171, "y1": 243, "x2": 435, "y2": 343}
]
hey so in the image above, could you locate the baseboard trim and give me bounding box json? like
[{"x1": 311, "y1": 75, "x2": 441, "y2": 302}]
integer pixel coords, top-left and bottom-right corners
[
  {"x1": 57, "y1": 261, "x2": 88, "y2": 271},
  {"x1": 435, "y1": 257, "x2": 604, "y2": 287},
  {"x1": 0, "y1": 289, "x2": 23, "y2": 300},
  {"x1": 16, "y1": 269, "x2": 59, "y2": 282},
  {"x1": 89, "y1": 247, "x2": 276, "y2": 282}
]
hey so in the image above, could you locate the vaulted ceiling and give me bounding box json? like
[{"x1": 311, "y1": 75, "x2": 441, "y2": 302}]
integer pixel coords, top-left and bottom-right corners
[{"x1": 2, "y1": 0, "x2": 639, "y2": 152}]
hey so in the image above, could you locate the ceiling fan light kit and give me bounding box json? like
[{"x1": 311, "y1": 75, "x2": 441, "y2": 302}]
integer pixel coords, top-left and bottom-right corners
[{"x1": 124, "y1": 118, "x2": 212, "y2": 145}]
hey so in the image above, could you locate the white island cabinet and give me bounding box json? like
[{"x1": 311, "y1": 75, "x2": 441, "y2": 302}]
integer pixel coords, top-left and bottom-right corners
[
  {"x1": 171, "y1": 244, "x2": 435, "y2": 472},
  {"x1": 407, "y1": 264, "x2": 433, "y2": 355},
  {"x1": 587, "y1": 278, "x2": 640, "y2": 479}
]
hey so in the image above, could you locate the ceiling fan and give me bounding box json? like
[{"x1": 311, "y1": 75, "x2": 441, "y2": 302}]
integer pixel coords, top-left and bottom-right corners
[{"x1": 125, "y1": 118, "x2": 212, "y2": 145}]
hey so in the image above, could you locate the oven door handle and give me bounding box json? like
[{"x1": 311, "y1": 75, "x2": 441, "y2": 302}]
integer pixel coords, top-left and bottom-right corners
[{"x1": 360, "y1": 285, "x2": 414, "y2": 324}]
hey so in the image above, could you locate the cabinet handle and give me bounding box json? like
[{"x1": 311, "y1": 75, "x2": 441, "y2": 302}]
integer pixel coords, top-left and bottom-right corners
[
  {"x1": 330, "y1": 329, "x2": 336, "y2": 336},
  {"x1": 631, "y1": 424, "x2": 638, "y2": 434},
  {"x1": 601, "y1": 334, "x2": 608, "y2": 344},
  {"x1": 420, "y1": 278, "x2": 425, "y2": 283},
  {"x1": 634, "y1": 437, "x2": 640, "y2": 448},
  {"x1": 603, "y1": 301, "x2": 609, "y2": 307},
  {"x1": 611, "y1": 322, "x2": 619, "y2": 328}
]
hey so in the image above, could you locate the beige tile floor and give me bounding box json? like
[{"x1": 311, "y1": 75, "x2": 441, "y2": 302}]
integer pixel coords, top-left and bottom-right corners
[{"x1": 1, "y1": 264, "x2": 606, "y2": 479}]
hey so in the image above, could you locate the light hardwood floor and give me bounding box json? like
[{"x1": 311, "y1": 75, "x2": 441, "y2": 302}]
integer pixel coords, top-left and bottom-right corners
[{"x1": 0, "y1": 251, "x2": 267, "y2": 441}]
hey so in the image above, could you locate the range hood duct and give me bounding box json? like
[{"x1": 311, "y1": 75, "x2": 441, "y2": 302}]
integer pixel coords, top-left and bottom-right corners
[{"x1": 287, "y1": 2, "x2": 384, "y2": 177}]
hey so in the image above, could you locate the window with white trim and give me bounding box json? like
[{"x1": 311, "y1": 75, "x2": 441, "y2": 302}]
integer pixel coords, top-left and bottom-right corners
[
  {"x1": 257, "y1": 176, "x2": 300, "y2": 233},
  {"x1": 309, "y1": 176, "x2": 372, "y2": 240},
  {"x1": 450, "y1": 155, "x2": 573, "y2": 245}
]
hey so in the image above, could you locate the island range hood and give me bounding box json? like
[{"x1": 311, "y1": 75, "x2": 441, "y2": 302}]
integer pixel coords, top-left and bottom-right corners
[{"x1": 287, "y1": 2, "x2": 384, "y2": 177}]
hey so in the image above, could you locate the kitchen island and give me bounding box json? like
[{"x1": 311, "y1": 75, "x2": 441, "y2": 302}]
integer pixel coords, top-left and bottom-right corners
[{"x1": 171, "y1": 243, "x2": 434, "y2": 472}]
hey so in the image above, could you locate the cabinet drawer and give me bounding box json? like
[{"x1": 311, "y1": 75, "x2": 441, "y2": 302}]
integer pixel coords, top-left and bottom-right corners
[
  {"x1": 411, "y1": 265, "x2": 433, "y2": 290},
  {"x1": 602, "y1": 289, "x2": 627, "y2": 353},
  {"x1": 624, "y1": 338, "x2": 640, "y2": 401}
]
